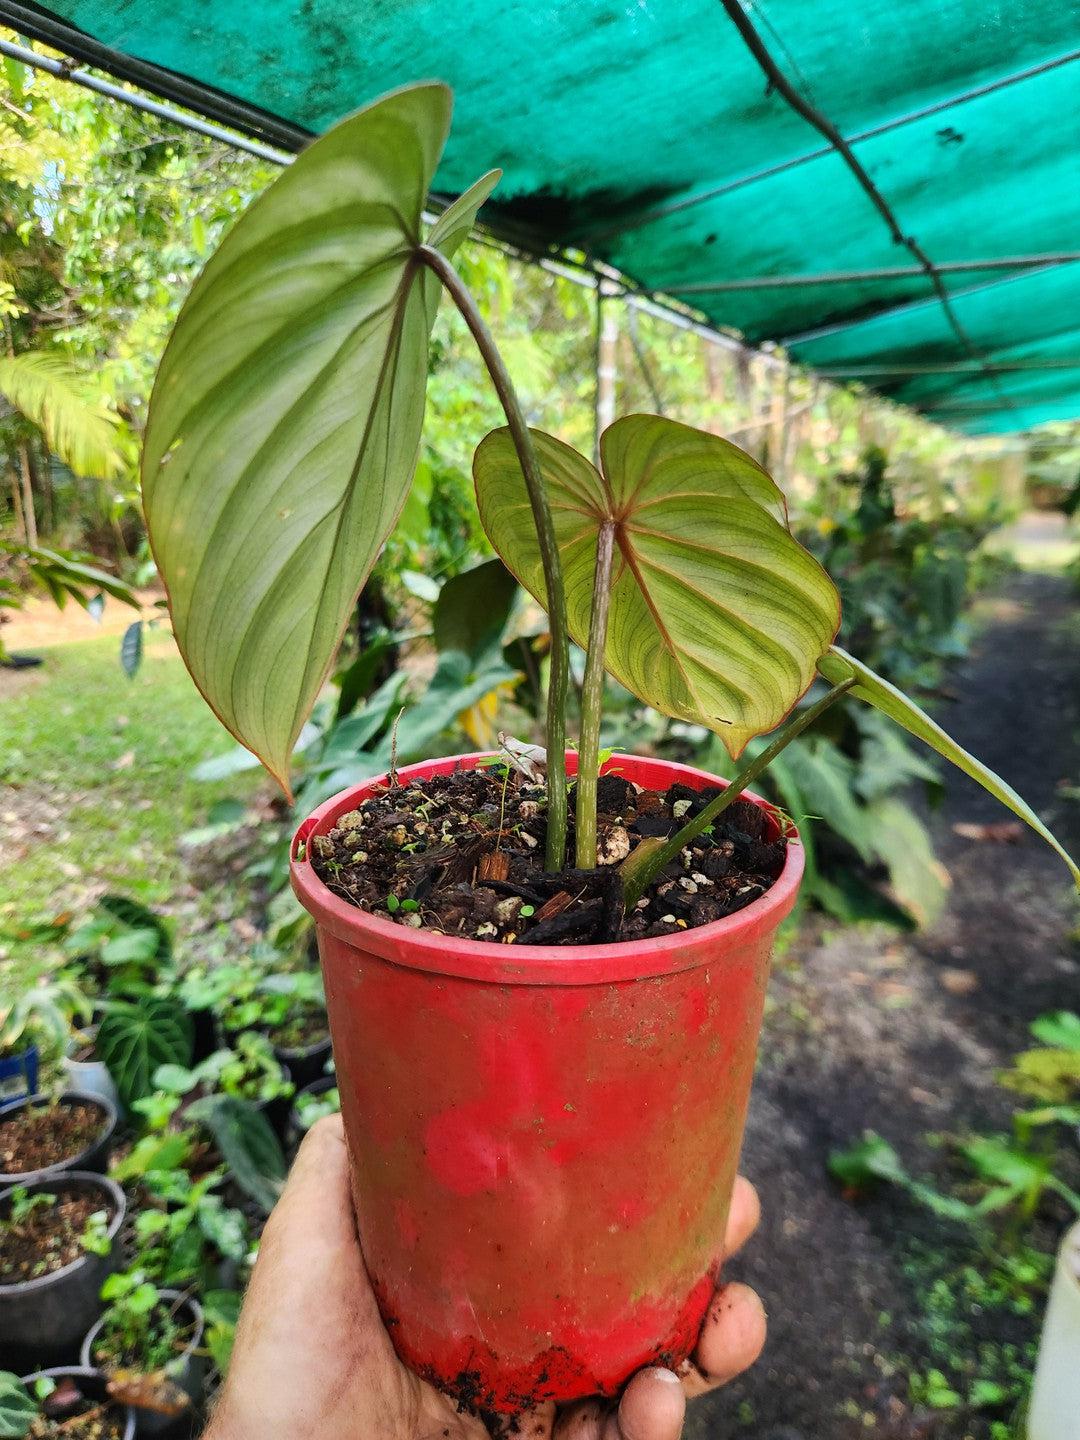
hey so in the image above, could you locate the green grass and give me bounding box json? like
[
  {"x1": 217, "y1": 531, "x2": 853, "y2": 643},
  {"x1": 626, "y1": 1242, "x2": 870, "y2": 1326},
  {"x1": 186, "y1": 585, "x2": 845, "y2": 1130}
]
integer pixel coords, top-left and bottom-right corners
[{"x1": 0, "y1": 633, "x2": 257, "y2": 984}]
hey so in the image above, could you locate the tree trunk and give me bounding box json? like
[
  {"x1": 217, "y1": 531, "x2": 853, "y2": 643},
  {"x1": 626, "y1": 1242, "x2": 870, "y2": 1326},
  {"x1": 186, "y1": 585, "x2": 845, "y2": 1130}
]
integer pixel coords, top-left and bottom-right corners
[
  {"x1": 9, "y1": 466, "x2": 26, "y2": 540},
  {"x1": 17, "y1": 441, "x2": 37, "y2": 547}
]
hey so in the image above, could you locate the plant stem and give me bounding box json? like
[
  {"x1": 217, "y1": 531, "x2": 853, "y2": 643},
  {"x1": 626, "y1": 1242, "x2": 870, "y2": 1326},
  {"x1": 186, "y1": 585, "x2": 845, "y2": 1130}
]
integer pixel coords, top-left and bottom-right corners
[
  {"x1": 575, "y1": 521, "x2": 615, "y2": 868},
  {"x1": 419, "y1": 246, "x2": 570, "y2": 870},
  {"x1": 622, "y1": 678, "x2": 855, "y2": 908}
]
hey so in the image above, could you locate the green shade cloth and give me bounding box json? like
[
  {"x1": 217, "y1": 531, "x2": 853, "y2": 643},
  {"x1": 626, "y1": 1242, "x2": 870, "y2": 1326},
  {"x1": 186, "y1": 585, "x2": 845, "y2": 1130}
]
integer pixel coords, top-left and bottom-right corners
[{"x1": 7, "y1": 0, "x2": 1080, "y2": 433}]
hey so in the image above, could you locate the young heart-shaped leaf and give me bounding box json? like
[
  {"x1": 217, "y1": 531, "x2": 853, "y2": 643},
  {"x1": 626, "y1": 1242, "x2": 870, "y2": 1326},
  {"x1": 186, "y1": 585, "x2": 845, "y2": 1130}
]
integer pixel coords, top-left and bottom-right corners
[
  {"x1": 474, "y1": 415, "x2": 841, "y2": 755},
  {"x1": 144, "y1": 84, "x2": 497, "y2": 792},
  {"x1": 819, "y1": 645, "x2": 1080, "y2": 886}
]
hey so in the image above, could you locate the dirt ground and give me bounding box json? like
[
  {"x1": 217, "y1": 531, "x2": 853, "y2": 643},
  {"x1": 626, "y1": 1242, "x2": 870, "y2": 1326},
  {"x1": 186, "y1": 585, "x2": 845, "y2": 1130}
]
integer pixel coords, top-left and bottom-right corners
[{"x1": 691, "y1": 568, "x2": 1080, "y2": 1439}]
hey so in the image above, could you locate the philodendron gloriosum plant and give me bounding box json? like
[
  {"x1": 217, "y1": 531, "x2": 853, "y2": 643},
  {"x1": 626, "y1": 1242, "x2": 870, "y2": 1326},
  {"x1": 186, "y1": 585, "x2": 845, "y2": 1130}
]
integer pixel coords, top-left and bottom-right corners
[{"x1": 144, "y1": 83, "x2": 1080, "y2": 901}]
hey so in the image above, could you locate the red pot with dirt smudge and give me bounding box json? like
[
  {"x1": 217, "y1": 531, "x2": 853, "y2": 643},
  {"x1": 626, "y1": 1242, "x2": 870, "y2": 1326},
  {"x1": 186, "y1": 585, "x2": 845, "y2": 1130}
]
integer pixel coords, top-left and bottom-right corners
[{"x1": 290, "y1": 752, "x2": 802, "y2": 1419}]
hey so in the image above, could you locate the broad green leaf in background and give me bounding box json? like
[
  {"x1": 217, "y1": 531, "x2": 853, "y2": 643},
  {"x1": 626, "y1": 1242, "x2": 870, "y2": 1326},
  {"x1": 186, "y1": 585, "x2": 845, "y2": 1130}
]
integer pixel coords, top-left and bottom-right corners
[
  {"x1": 99, "y1": 893, "x2": 172, "y2": 961},
  {"x1": 828, "y1": 1131, "x2": 972, "y2": 1221},
  {"x1": 0, "y1": 1372, "x2": 35, "y2": 1440},
  {"x1": 475, "y1": 416, "x2": 841, "y2": 756},
  {"x1": 819, "y1": 645, "x2": 1080, "y2": 886},
  {"x1": 202, "y1": 1289, "x2": 243, "y2": 1375},
  {"x1": 432, "y1": 557, "x2": 519, "y2": 661},
  {"x1": 1031, "y1": 1011, "x2": 1080, "y2": 1051},
  {"x1": 333, "y1": 636, "x2": 397, "y2": 722},
  {"x1": 865, "y1": 794, "x2": 950, "y2": 929},
  {"x1": 780, "y1": 736, "x2": 873, "y2": 863},
  {"x1": 143, "y1": 84, "x2": 499, "y2": 792},
  {"x1": 3, "y1": 543, "x2": 141, "y2": 611},
  {"x1": 187, "y1": 1096, "x2": 286, "y2": 1215},
  {"x1": 96, "y1": 998, "x2": 193, "y2": 1110}
]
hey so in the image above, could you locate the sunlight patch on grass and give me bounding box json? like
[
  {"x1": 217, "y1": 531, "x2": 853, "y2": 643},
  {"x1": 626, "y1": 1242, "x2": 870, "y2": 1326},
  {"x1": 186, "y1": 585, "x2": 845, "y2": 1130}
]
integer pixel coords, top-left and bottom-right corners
[{"x1": 0, "y1": 632, "x2": 259, "y2": 984}]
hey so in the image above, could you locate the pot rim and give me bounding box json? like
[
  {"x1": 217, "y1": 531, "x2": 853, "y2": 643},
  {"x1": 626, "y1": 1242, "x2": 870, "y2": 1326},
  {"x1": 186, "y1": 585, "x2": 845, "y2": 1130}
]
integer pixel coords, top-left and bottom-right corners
[
  {"x1": 0, "y1": 1171, "x2": 126, "y2": 1296},
  {"x1": 290, "y1": 750, "x2": 803, "y2": 985},
  {"x1": 80, "y1": 1288, "x2": 205, "y2": 1371},
  {"x1": 0, "y1": 1090, "x2": 119, "y2": 1187},
  {"x1": 288, "y1": 1076, "x2": 339, "y2": 1130},
  {"x1": 18, "y1": 1366, "x2": 137, "y2": 1440},
  {"x1": 269, "y1": 1029, "x2": 332, "y2": 1059}
]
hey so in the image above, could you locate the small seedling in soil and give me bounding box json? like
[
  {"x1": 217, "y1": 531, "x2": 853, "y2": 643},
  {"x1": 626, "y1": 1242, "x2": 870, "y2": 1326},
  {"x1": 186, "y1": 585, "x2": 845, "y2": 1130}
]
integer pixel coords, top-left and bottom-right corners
[
  {"x1": 0, "y1": 1185, "x2": 114, "y2": 1283},
  {"x1": 146, "y1": 83, "x2": 1078, "y2": 933},
  {"x1": 294, "y1": 1086, "x2": 341, "y2": 1132},
  {"x1": 0, "y1": 1371, "x2": 128, "y2": 1440},
  {"x1": 203, "y1": 967, "x2": 326, "y2": 1052},
  {"x1": 0, "y1": 1100, "x2": 105, "y2": 1176},
  {"x1": 154, "y1": 1033, "x2": 293, "y2": 1109},
  {"x1": 93, "y1": 1270, "x2": 193, "y2": 1380}
]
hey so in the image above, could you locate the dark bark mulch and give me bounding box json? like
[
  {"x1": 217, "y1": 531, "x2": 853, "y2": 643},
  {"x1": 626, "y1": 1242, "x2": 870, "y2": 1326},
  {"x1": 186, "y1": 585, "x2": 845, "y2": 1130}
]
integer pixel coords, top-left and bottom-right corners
[{"x1": 310, "y1": 766, "x2": 785, "y2": 946}]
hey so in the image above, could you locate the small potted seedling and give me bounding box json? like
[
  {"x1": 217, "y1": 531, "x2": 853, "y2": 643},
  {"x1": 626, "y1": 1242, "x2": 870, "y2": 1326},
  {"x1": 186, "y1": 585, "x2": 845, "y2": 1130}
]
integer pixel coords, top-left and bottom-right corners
[
  {"x1": 178, "y1": 962, "x2": 330, "y2": 1084},
  {"x1": 81, "y1": 1271, "x2": 206, "y2": 1438},
  {"x1": 0, "y1": 1174, "x2": 125, "y2": 1365},
  {"x1": 124, "y1": 1163, "x2": 249, "y2": 1295},
  {"x1": 1, "y1": 980, "x2": 92, "y2": 1106},
  {"x1": 152, "y1": 1034, "x2": 294, "y2": 1140},
  {"x1": 254, "y1": 973, "x2": 331, "y2": 1089},
  {"x1": 0, "y1": 1092, "x2": 118, "y2": 1188},
  {"x1": 1, "y1": 1367, "x2": 137, "y2": 1440},
  {"x1": 286, "y1": 1076, "x2": 339, "y2": 1155},
  {"x1": 145, "y1": 84, "x2": 1080, "y2": 1419}
]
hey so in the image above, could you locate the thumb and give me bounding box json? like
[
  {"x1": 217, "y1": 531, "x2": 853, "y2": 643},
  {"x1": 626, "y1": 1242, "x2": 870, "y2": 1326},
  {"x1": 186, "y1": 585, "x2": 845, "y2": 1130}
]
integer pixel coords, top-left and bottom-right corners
[{"x1": 606, "y1": 1368, "x2": 685, "y2": 1440}]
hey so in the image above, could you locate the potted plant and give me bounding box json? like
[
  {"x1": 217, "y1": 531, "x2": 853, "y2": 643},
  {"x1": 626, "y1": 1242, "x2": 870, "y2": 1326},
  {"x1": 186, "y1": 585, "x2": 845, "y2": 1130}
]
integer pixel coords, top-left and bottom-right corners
[
  {"x1": 255, "y1": 974, "x2": 331, "y2": 1090},
  {"x1": 80, "y1": 1271, "x2": 206, "y2": 1437},
  {"x1": 152, "y1": 1035, "x2": 294, "y2": 1140},
  {"x1": 2, "y1": 1367, "x2": 137, "y2": 1440},
  {"x1": 177, "y1": 961, "x2": 329, "y2": 1081},
  {"x1": 144, "y1": 83, "x2": 1080, "y2": 1419},
  {"x1": 0, "y1": 1173, "x2": 125, "y2": 1365},
  {"x1": 285, "y1": 1077, "x2": 339, "y2": 1155},
  {"x1": 1, "y1": 979, "x2": 92, "y2": 1106},
  {"x1": 0, "y1": 1094, "x2": 118, "y2": 1187}
]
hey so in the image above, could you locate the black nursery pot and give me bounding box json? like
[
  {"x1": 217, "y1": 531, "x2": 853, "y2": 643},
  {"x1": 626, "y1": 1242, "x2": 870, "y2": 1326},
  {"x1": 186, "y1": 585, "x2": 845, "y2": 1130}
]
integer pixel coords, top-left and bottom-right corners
[
  {"x1": 19, "y1": 1366, "x2": 137, "y2": 1440},
  {"x1": 189, "y1": 1008, "x2": 218, "y2": 1065},
  {"x1": 81, "y1": 1291, "x2": 206, "y2": 1439},
  {"x1": 271, "y1": 1030, "x2": 333, "y2": 1091},
  {"x1": 1, "y1": 1172, "x2": 126, "y2": 1368},
  {"x1": 0, "y1": 1090, "x2": 118, "y2": 1186}
]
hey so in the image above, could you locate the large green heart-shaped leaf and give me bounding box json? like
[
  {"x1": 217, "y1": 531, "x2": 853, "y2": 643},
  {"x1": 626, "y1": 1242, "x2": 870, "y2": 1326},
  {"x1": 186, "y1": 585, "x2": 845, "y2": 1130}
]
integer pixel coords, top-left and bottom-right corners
[
  {"x1": 819, "y1": 645, "x2": 1080, "y2": 886},
  {"x1": 143, "y1": 83, "x2": 498, "y2": 791},
  {"x1": 96, "y1": 997, "x2": 194, "y2": 1111},
  {"x1": 474, "y1": 415, "x2": 841, "y2": 755}
]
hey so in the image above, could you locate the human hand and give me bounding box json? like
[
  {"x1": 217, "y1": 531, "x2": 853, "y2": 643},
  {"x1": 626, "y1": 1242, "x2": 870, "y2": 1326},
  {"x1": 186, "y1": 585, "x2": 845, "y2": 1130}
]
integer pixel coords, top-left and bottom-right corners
[{"x1": 204, "y1": 1115, "x2": 766, "y2": 1440}]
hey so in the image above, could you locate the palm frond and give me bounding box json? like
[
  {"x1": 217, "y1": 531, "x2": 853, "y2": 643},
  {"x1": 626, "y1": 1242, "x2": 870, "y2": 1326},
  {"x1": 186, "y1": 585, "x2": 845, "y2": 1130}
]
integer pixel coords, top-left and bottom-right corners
[{"x1": 0, "y1": 350, "x2": 123, "y2": 478}]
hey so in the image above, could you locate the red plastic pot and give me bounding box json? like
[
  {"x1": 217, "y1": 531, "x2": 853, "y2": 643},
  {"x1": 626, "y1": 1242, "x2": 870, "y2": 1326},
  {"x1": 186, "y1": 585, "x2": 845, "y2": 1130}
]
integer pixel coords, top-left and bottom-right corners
[{"x1": 291, "y1": 752, "x2": 802, "y2": 1418}]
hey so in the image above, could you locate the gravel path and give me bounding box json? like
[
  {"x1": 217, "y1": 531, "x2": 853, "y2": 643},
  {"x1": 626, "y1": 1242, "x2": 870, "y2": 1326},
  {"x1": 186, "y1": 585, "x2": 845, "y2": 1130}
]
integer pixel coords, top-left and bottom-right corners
[{"x1": 689, "y1": 564, "x2": 1080, "y2": 1440}]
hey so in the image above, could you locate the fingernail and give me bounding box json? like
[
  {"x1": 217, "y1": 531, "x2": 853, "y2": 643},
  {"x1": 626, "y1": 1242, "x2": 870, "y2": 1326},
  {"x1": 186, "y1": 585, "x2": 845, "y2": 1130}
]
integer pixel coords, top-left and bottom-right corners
[{"x1": 645, "y1": 1367, "x2": 681, "y2": 1385}]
